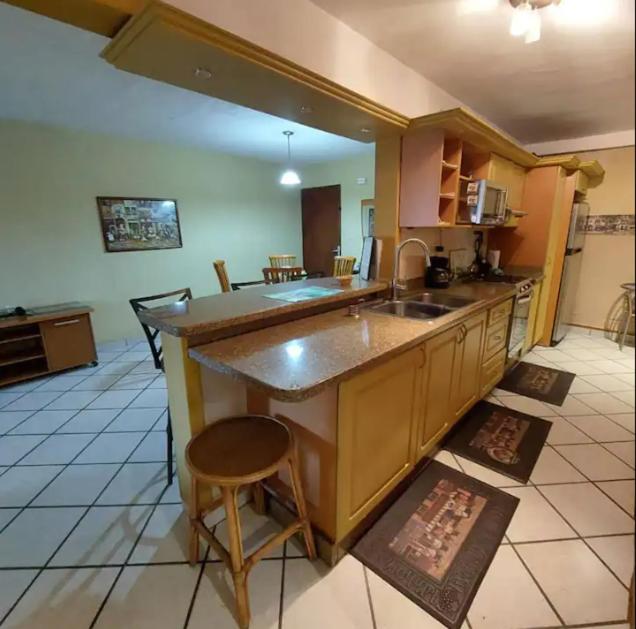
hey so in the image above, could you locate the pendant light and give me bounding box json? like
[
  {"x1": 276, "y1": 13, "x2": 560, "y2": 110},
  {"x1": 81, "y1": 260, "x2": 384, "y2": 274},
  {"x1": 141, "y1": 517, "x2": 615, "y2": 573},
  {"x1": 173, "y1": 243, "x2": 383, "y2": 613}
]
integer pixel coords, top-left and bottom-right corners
[{"x1": 280, "y1": 130, "x2": 301, "y2": 186}]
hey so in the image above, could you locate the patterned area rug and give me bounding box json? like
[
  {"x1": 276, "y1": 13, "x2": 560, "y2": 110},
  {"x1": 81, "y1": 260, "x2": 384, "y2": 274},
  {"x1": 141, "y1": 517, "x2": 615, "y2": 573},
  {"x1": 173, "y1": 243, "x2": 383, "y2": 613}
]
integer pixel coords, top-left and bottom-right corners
[
  {"x1": 353, "y1": 461, "x2": 518, "y2": 629},
  {"x1": 496, "y1": 362, "x2": 575, "y2": 405},
  {"x1": 444, "y1": 401, "x2": 552, "y2": 483}
]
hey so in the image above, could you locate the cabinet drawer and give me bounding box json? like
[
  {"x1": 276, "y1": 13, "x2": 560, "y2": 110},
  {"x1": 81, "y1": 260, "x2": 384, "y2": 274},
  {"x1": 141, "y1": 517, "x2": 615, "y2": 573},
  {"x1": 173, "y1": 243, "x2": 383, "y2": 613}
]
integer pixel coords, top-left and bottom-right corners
[
  {"x1": 40, "y1": 314, "x2": 96, "y2": 372},
  {"x1": 480, "y1": 348, "x2": 506, "y2": 397},
  {"x1": 484, "y1": 319, "x2": 508, "y2": 360},
  {"x1": 488, "y1": 299, "x2": 512, "y2": 328}
]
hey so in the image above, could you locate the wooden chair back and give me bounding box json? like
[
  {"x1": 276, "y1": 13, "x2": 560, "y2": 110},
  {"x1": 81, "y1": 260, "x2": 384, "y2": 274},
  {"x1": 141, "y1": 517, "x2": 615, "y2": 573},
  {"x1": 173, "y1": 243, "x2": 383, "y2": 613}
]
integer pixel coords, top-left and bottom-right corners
[
  {"x1": 333, "y1": 256, "x2": 356, "y2": 277},
  {"x1": 213, "y1": 260, "x2": 231, "y2": 293},
  {"x1": 262, "y1": 267, "x2": 304, "y2": 284},
  {"x1": 268, "y1": 254, "x2": 296, "y2": 268},
  {"x1": 129, "y1": 287, "x2": 192, "y2": 371}
]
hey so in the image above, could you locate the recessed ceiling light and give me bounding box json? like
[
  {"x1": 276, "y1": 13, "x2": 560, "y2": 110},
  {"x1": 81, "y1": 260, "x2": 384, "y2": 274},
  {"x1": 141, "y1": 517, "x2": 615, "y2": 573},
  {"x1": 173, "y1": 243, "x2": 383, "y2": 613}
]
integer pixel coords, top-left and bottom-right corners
[
  {"x1": 300, "y1": 106, "x2": 313, "y2": 114},
  {"x1": 194, "y1": 67, "x2": 213, "y2": 80}
]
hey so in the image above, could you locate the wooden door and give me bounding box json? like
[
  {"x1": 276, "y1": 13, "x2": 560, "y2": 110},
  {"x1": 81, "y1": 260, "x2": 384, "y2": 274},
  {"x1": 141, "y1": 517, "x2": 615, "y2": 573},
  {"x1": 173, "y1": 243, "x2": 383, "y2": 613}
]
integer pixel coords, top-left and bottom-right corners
[
  {"x1": 40, "y1": 314, "x2": 97, "y2": 372},
  {"x1": 416, "y1": 326, "x2": 459, "y2": 459},
  {"x1": 451, "y1": 311, "x2": 487, "y2": 419},
  {"x1": 337, "y1": 348, "x2": 421, "y2": 538},
  {"x1": 301, "y1": 185, "x2": 341, "y2": 276}
]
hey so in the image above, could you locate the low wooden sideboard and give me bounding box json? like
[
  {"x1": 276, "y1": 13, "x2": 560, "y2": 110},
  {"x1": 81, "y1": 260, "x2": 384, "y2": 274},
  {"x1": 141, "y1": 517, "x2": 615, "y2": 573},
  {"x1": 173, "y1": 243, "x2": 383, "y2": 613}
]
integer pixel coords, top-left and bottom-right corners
[{"x1": 0, "y1": 303, "x2": 97, "y2": 387}]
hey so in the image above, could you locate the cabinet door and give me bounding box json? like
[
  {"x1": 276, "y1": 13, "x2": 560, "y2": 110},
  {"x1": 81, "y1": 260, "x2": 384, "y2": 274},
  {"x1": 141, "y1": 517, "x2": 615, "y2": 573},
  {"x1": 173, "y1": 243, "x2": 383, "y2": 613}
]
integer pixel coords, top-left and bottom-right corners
[
  {"x1": 416, "y1": 326, "x2": 459, "y2": 459},
  {"x1": 451, "y1": 311, "x2": 487, "y2": 420},
  {"x1": 337, "y1": 348, "x2": 421, "y2": 538},
  {"x1": 490, "y1": 155, "x2": 526, "y2": 213},
  {"x1": 40, "y1": 314, "x2": 96, "y2": 372}
]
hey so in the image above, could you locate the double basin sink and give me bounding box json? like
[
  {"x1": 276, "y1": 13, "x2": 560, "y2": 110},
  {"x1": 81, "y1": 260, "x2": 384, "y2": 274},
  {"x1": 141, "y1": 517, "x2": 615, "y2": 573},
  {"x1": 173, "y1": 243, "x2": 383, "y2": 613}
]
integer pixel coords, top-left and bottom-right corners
[{"x1": 371, "y1": 292, "x2": 476, "y2": 321}]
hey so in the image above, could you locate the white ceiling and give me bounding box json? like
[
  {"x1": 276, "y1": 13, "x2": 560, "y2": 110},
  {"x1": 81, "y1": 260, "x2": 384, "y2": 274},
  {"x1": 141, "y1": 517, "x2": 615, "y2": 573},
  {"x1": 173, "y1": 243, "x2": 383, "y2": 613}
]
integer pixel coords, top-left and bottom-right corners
[
  {"x1": 0, "y1": 3, "x2": 372, "y2": 164},
  {"x1": 311, "y1": 0, "x2": 636, "y2": 143}
]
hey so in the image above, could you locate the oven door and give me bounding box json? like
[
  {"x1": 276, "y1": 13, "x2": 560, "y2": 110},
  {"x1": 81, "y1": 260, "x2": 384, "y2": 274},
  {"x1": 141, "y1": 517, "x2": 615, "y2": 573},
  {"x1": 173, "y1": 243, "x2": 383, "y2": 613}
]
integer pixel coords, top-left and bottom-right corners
[{"x1": 508, "y1": 290, "x2": 533, "y2": 361}]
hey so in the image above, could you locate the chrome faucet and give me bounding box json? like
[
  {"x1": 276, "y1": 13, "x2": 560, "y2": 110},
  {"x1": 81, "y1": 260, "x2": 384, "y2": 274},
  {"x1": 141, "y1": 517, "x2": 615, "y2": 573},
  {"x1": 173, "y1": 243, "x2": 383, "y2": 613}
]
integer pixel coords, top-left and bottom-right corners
[{"x1": 391, "y1": 238, "x2": 432, "y2": 301}]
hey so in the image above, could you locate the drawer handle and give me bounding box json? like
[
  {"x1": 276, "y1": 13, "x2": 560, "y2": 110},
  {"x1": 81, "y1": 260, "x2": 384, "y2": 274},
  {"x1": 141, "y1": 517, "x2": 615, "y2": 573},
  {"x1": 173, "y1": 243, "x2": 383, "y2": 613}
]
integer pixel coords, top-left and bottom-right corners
[
  {"x1": 491, "y1": 335, "x2": 502, "y2": 342},
  {"x1": 53, "y1": 319, "x2": 80, "y2": 327}
]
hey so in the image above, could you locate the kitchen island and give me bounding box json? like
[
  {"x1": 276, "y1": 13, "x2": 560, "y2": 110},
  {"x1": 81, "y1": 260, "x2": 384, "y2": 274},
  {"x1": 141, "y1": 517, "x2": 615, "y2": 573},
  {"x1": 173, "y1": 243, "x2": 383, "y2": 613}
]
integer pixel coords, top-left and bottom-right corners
[{"x1": 141, "y1": 277, "x2": 515, "y2": 563}]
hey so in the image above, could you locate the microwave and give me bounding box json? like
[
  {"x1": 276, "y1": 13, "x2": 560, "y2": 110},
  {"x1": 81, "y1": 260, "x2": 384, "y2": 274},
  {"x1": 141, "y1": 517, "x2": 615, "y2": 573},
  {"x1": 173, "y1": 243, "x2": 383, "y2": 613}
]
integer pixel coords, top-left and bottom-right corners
[{"x1": 461, "y1": 179, "x2": 508, "y2": 225}]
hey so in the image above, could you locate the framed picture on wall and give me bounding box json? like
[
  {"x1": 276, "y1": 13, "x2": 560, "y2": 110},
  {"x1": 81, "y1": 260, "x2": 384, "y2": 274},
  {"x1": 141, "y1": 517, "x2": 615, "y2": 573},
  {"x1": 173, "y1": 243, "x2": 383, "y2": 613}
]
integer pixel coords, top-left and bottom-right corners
[{"x1": 96, "y1": 197, "x2": 183, "y2": 252}]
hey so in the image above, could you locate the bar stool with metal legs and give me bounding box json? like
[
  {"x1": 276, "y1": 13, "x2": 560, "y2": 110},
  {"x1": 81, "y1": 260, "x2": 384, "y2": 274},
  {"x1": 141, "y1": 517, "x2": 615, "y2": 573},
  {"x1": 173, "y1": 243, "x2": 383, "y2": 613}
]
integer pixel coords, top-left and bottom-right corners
[
  {"x1": 619, "y1": 282, "x2": 635, "y2": 350},
  {"x1": 185, "y1": 414, "x2": 316, "y2": 629}
]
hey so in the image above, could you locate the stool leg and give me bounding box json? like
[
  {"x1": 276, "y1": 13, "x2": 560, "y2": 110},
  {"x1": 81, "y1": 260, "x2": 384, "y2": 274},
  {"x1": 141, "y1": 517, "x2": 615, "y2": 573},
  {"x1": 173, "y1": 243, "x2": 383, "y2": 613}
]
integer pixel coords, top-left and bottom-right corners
[
  {"x1": 287, "y1": 449, "x2": 316, "y2": 560},
  {"x1": 252, "y1": 482, "x2": 266, "y2": 516},
  {"x1": 188, "y1": 475, "x2": 199, "y2": 566},
  {"x1": 166, "y1": 408, "x2": 173, "y2": 486},
  {"x1": 222, "y1": 486, "x2": 250, "y2": 629}
]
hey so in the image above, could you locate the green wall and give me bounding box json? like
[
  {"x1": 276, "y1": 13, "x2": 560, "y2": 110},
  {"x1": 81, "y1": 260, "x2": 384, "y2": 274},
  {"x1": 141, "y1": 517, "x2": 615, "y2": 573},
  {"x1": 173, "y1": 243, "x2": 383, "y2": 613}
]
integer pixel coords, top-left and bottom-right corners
[
  {"x1": 300, "y1": 151, "x2": 375, "y2": 262},
  {"x1": 0, "y1": 121, "x2": 302, "y2": 342}
]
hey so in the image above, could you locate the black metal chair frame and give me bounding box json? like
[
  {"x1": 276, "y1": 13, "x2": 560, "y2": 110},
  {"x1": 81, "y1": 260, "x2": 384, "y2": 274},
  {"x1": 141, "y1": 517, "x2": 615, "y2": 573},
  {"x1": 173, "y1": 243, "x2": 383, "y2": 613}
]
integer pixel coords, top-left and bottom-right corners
[{"x1": 129, "y1": 287, "x2": 192, "y2": 485}]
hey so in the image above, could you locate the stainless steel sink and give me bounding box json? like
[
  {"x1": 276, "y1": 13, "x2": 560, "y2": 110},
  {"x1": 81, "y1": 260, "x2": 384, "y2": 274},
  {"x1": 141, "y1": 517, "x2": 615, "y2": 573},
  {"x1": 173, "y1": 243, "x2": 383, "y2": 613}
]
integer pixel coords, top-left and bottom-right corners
[
  {"x1": 409, "y1": 292, "x2": 477, "y2": 309},
  {"x1": 371, "y1": 300, "x2": 455, "y2": 320}
]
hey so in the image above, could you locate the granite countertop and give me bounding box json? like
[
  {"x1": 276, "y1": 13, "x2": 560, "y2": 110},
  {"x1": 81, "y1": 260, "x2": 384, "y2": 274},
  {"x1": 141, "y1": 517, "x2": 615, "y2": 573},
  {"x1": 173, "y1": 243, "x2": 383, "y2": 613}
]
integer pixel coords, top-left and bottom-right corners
[
  {"x1": 137, "y1": 277, "x2": 387, "y2": 338},
  {"x1": 189, "y1": 283, "x2": 516, "y2": 402}
]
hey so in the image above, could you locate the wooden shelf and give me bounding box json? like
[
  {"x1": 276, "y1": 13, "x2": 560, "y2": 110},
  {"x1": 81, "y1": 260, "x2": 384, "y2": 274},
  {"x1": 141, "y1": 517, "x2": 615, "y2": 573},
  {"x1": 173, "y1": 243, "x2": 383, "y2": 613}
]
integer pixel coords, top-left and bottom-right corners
[
  {"x1": 0, "y1": 365, "x2": 49, "y2": 387},
  {"x1": 0, "y1": 351, "x2": 46, "y2": 368},
  {"x1": 0, "y1": 333, "x2": 41, "y2": 346},
  {"x1": 439, "y1": 193, "x2": 456, "y2": 200},
  {"x1": 441, "y1": 161, "x2": 459, "y2": 170},
  {"x1": 459, "y1": 175, "x2": 472, "y2": 181}
]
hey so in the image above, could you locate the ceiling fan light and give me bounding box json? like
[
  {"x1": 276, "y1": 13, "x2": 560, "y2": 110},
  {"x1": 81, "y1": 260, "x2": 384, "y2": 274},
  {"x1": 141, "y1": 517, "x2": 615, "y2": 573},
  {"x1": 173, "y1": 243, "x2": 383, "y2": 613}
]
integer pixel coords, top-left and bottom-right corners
[
  {"x1": 510, "y1": 1, "x2": 533, "y2": 36},
  {"x1": 280, "y1": 169, "x2": 301, "y2": 185}
]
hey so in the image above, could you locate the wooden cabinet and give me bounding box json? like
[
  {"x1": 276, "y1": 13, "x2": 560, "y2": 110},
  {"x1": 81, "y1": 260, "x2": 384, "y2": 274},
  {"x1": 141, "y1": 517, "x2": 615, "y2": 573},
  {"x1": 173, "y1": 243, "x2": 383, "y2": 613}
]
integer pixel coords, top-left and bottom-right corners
[
  {"x1": 337, "y1": 348, "x2": 421, "y2": 537},
  {"x1": 489, "y1": 154, "x2": 526, "y2": 213},
  {"x1": 481, "y1": 348, "x2": 507, "y2": 397},
  {"x1": 40, "y1": 314, "x2": 96, "y2": 372}
]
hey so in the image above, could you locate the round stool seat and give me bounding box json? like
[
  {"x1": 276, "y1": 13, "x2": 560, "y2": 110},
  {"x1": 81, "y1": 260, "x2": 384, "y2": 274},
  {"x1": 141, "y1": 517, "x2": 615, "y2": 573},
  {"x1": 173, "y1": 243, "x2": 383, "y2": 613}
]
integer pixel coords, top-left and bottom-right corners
[{"x1": 186, "y1": 415, "x2": 292, "y2": 485}]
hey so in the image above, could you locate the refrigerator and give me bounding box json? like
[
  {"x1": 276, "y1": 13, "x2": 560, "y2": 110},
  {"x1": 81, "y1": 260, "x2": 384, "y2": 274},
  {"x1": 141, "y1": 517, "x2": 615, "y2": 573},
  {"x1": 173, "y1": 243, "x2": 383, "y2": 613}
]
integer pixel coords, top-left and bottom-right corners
[{"x1": 552, "y1": 201, "x2": 590, "y2": 344}]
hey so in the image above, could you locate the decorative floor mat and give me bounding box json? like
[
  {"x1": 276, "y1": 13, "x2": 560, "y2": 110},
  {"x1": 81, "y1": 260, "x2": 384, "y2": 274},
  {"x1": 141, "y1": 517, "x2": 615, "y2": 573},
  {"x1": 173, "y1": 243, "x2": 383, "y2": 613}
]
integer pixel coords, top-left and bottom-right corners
[
  {"x1": 353, "y1": 460, "x2": 519, "y2": 629},
  {"x1": 444, "y1": 401, "x2": 552, "y2": 483},
  {"x1": 496, "y1": 362, "x2": 575, "y2": 405}
]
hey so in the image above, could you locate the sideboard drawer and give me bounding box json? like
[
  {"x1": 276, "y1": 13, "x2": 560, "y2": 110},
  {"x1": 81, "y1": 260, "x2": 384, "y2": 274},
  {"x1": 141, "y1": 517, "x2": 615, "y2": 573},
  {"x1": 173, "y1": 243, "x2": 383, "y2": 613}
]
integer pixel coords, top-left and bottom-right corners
[{"x1": 41, "y1": 314, "x2": 97, "y2": 371}]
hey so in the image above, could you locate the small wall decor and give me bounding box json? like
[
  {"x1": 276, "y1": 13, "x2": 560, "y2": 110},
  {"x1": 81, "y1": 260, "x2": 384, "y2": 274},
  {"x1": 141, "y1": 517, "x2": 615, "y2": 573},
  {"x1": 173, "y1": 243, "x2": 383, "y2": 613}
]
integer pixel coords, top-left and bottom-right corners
[
  {"x1": 582, "y1": 214, "x2": 635, "y2": 236},
  {"x1": 96, "y1": 197, "x2": 183, "y2": 252}
]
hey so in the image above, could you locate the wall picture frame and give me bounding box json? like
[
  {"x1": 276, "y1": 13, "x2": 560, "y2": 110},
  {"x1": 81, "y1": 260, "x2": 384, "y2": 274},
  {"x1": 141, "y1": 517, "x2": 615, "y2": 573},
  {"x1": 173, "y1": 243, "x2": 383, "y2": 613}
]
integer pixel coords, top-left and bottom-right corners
[{"x1": 96, "y1": 197, "x2": 183, "y2": 252}]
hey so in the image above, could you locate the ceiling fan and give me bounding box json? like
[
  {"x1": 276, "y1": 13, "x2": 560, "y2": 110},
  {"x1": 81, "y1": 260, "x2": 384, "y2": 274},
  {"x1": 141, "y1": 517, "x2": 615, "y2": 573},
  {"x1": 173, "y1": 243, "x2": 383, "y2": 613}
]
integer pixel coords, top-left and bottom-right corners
[{"x1": 459, "y1": 0, "x2": 617, "y2": 44}]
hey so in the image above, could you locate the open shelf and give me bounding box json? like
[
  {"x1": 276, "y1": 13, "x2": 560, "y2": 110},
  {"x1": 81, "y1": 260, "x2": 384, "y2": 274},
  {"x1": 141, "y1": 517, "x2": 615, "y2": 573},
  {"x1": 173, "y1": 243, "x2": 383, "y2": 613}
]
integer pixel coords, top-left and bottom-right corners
[
  {"x1": 0, "y1": 350, "x2": 46, "y2": 368},
  {"x1": 0, "y1": 333, "x2": 41, "y2": 346},
  {"x1": 439, "y1": 192, "x2": 456, "y2": 200},
  {"x1": 441, "y1": 160, "x2": 459, "y2": 171},
  {"x1": 0, "y1": 360, "x2": 49, "y2": 387}
]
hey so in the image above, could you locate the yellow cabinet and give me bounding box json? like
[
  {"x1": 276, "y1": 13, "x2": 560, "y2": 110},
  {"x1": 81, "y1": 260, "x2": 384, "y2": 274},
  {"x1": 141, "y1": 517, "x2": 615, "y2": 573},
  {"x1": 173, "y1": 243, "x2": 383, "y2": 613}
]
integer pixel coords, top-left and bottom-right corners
[
  {"x1": 337, "y1": 348, "x2": 421, "y2": 538},
  {"x1": 489, "y1": 154, "x2": 526, "y2": 224},
  {"x1": 451, "y1": 311, "x2": 488, "y2": 420}
]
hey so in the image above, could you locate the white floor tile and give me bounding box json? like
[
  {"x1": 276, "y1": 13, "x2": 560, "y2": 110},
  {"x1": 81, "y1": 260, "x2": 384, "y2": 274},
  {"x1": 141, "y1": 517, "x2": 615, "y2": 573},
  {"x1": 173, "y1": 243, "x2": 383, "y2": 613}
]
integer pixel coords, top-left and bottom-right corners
[
  {"x1": 0, "y1": 465, "x2": 62, "y2": 507},
  {"x1": 128, "y1": 432, "x2": 167, "y2": 463},
  {"x1": 546, "y1": 395, "x2": 596, "y2": 416},
  {"x1": 545, "y1": 416, "x2": 593, "y2": 445},
  {"x1": 468, "y1": 545, "x2": 559, "y2": 629},
  {"x1": 581, "y1": 374, "x2": 634, "y2": 392},
  {"x1": 8, "y1": 410, "x2": 77, "y2": 435},
  {"x1": 74, "y1": 432, "x2": 145, "y2": 464},
  {"x1": 516, "y1": 539, "x2": 628, "y2": 625},
  {"x1": 34, "y1": 375, "x2": 87, "y2": 392},
  {"x1": 97, "y1": 351, "x2": 125, "y2": 362},
  {"x1": 587, "y1": 535, "x2": 635, "y2": 586},
  {"x1": 574, "y1": 392, "x2": 634, "y2": 415},
  {"x1": 109, "y1": 373, "x2": 157, "y2": 390},
  {"x1": 2, "y1": 566, "x2": 118, "y2": 629},
  {"x1": 606, "y1": 412, "x2": 635, "y2": 434},
  {"x1": 556, "y1": 444, "x2": 634, "y2": 481},
  {"x1": 19, "y1": 434, "x2": 94, "y2": 465},
  {"x1": 115, "y1": 351, "x2": 151, "y2": 362},
  {"x1": 604, "y1": 441, "x2": 636, "y2": 468},
  {"x1": 93, "y1": 564, "x2": 199, "y2": 629},
  {"x1": 0, "y1": 570, "x2": 38, "y2": 621},
  {"x1": 283, "y1": 555, "x2": 373, "y2": 629},
  {"x1": 0, "y1": 507, "x2": 84, "y2": 567},
  {"x1": 50, "y1": 504, "x2": 153, "y2": 566},
  {"x1": 0, "y1": 435, "x2": 46, "y2": 465},
  {"x1": 538, "y1": 483, "x2": 634, "y2": 536},
  {"x1": 567, "y1": 376, "x2": 600, "y2": 394},
  {"x1": 0, "y1": 508, "x2": 19, "y2": 529},
  {"x1": 96, "y1": 462, "x2": 166, "y2": 505},
  {"x1": 32, "y1": 463, "x2": 120, "y2": 506},
  {"x1": 106, "y1": 408, "x2": 164, "y2": 432},
  {"x1": 128, "y1": 503, "x2": 197, "y2": 564},
  {"x1": 189, "y1": 560, "x2": 281, "y2": 629},
  {"x1": 612, "y1": 390, "x2": 636, "y2": 407},
  {"x1": 566, "y1": 414, "x2": 635, "y2": 442},
  {"x1": 45, "y1": 391, "x2": 100, "y2": 411},
  {"x1": 87, "y1": 390, "x2": 141, "y2": 410},
  {"x1": 616, "y1": 373, "x2": 636, "y2": 387},
  {"x1": 128, "y1": 388, "x2": 168, "y2": 408},
  {"x1": 545, "y1": 349, "x2": 584, "y2": 363},
  {"x1": 614, "y1": 358, "x2": 636, "y2": 372},
  {"x1": 453, "y1": 455, "x2": 522, "y2": 487},
  {"x1": 433, "y1": 449, "x2": 462, "y2": 470},
  {"x1": 588, "y1": 359, "x2": 634, "y2": 375},
  {"x1": 529, "y1": 447, "x2": 586, "y2": 485},
  {"x1": 0, "y1": 411, "x2": 33, "y2": 434},
  {"x1": 504, "y1": 486, "x2": 575, "y2": 542},
  {"x1": 97, "y1": 340, "x2": 128, "y2": 352},
  {"x1": 72, "y1": 374, "x2": 120, "y2": 391},
  {"x1": 596, "y1": 480, "x2": 635, "y2": 515},
  {"x1": 365, "y1": 567, "x2": 447, "y2": 628},
  {"x1": 128, "y1": 361, "x2": 158, "y2": 374},
  {"x1": 500, "y1": 395, "x2": 556, "y2": 418},
  {"x1": 94, "y1": 361, "x2": 138, "y2": 376},
  {"x1": 3, "y1": 391, "x2": 62, "y2": 412},
  {"x1": 148, "y1": 375, "x2": 166, "y2": 389},
  {"x1": 553, "y1": 360, "x2": 605, "y2": 376},
  {"x1": 56, "y1": 409, "x2": 120, "y2": 433}
]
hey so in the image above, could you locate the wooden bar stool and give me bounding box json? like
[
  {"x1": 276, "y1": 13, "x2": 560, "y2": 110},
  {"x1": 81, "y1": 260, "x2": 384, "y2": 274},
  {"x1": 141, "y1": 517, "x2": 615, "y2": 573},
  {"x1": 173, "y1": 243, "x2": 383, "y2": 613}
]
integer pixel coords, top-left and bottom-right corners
[{"x1": 185, "y1": 415, "x2": 316, "y2": 629}]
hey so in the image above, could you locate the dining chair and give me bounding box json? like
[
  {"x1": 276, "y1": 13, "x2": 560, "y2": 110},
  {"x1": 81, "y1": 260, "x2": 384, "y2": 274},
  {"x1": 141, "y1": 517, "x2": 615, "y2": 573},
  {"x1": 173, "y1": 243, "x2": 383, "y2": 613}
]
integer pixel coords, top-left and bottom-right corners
[
  {"x1": 333, "y1": 256, "x2": 356, "y2": 277},
  {"x1": 269, "y1": 254, "x2": 296, "y2": 268},
  {"x1": 129, "y1": 287, "x2": 193, "y2": 485},
  {"x1": 213, "y1": 260, "x2": 231, "y2": 293},
  {"x1": 262, "y1": 267, "x2": 304, "y2": 284}
]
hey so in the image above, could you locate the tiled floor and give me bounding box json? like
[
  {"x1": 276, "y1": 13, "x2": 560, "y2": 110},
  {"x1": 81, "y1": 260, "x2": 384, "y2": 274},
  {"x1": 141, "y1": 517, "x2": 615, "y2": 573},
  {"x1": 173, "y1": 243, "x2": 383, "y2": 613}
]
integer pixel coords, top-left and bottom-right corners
[{"x1": 0, "y1": 330, "x2": 633, "y2": 628}]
